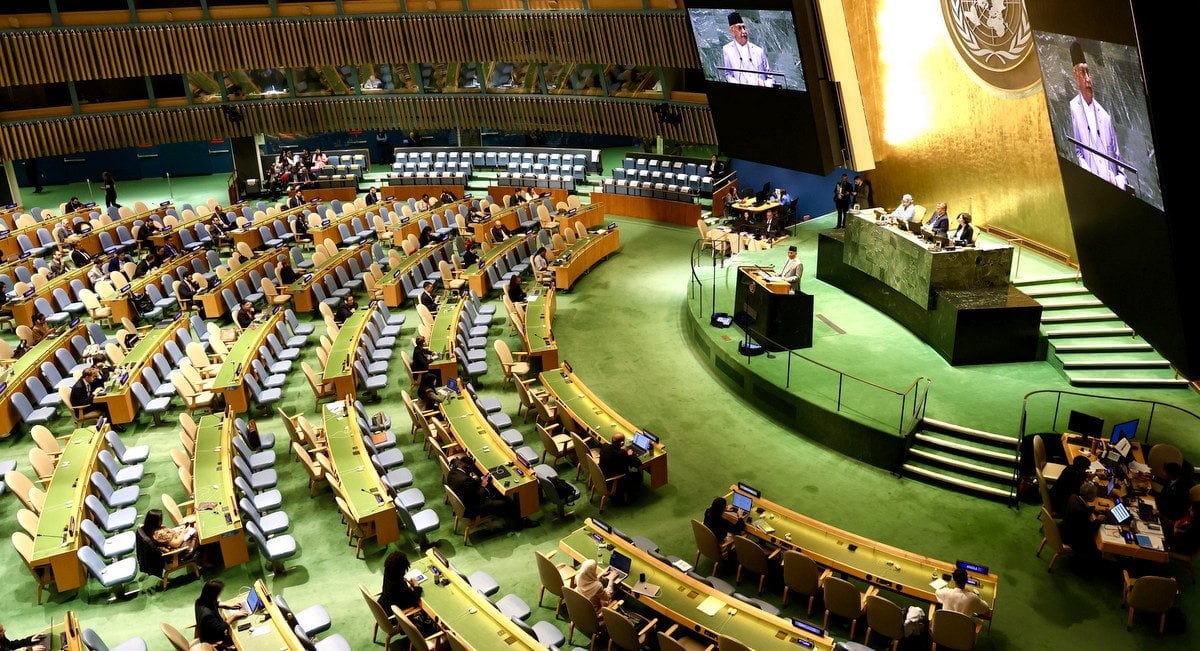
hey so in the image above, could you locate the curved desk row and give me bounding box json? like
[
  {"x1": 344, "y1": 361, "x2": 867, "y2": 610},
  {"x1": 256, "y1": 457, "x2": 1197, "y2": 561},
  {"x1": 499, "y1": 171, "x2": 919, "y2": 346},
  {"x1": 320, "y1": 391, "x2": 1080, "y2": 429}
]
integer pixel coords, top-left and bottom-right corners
[
  {"x1": 97, "y1": 318, "x2": 186, "y2": 424},
  {"x1": 285, "y1": 242, "x2": 371, "y2": 314},
  {"x1": 427, "y1": 291, "x2": 468, "y2": 384},
  {"x1": 539, "y1": 365, "x2": 668, "y2": 490},
  {"x1": 100, "y1": 249, "x2": 207, "y2": 324},
  {"x1": 521, "y1": 286, "x2": 558, "y2": 370},
  {"x1": 559, "y1": 518, "x2": 835, "y2": 650},
  {"x1": 76, "y1": 203, "x2": 174, "y2": 257},
  {"x1": 321, "y1": 306, "x2": 374, "y2": 400},
  {"x1": 30, "y1": 425, "x2": 108, "y2": 592},
  {"x1": 197, "y1": 251, "x2": 277, "y2": 319},
  {"x1": 9, "y1": 265, "x2": 90, "y2": 328},
  {"x1": 416, "y1": 548, "x2": 543, "y2": 650},
  {"x1": 230, "y1": 579, "x2": 306, "y2": 650},
  {"x1": 438, "y1": 390, "x2": 540, "y2": 518},
  {"x1": 213, "y1": 310, "x2": 285, "y2": 414},
  {"x1": 725, "y1": 484, "x2": 999, "y2": 613},
  {"x1": 192, "y1": 413, "x2": 250, "y2": 568},
  {"x1": 549, "y1": 227, "x2": 620, "y2": 291},
  {"x1": 0, "y1": 322, "x2": 85, "y2": 438},
  {"x1": 464, "y1": 232, "x2": 534, "y2": 297},
  {"x1": 378, "y1": 241, "x2": 450, "y2": 308},
  {"x1": 323, "y1": 399, "x2": 400, "y2": 546}
]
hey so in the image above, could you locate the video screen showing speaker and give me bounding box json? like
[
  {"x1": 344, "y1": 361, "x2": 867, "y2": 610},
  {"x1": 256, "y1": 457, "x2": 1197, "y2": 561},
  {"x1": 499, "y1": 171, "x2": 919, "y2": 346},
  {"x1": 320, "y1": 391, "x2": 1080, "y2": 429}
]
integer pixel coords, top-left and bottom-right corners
[
  {"x1": 686, "y1": 7, "x2": 806, "y2": 91},
  {"x1": 684, "y1": 0, "x2": 842, "y2": 175},
  {"x1": 1033, "y1": 32, "x2": 1163, "y2": 211}
]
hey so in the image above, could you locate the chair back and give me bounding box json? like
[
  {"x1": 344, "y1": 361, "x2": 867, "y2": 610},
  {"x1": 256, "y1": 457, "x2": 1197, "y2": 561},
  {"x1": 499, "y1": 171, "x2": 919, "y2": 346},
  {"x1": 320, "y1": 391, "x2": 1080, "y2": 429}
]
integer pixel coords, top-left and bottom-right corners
[
  {"x1": 1040, "y1": 506, "x2": 1065, "y2": 552},
  {"x1": 160, "y1": 623, "x2": 192, "y2": 651},
  {"x1": 17, "y1": 508, "x2": 40, "y2": 537},
  {"x1": 782, "y1": 549, "x2": 820, "y2": 596},
  {"x1": 359, "y1": 583, "x2": 400, "y2": 639},
  {"x1": 444, "y1": 484, "x2": 469, "y2": 520},
  {"x1": 563, "y1": 586, "x2": 602, "y2": 637},
  {"x1": 392, "y1": 607, "x2": 435, "y2": 651},
  {"x1": 601, "y1": 606, "x2": 641, "y2": 651},
  {"x1": 32, "y1": 425, "x2": 63, "y2": 455},
  {"x1": 1147, "y1": 443, "x2": 1183, "y2": 477},
  {"x1": 717, "y1": 635, "x2": 754, "y2": 651},
  {"x1": 822, "y1": 575, "x2": 864, "y2": 619},
  {"x1": 1032, "y1": 435, "x2": 1047, "y2": 471},
  {"x1": 136, "y1": 527, "x2": 167, "y2": 577},
  {"x1": 731, "y1": 535, "x2": 769, "y2": 574},
  {"x1": 692, "y1": 519, "x2": 723, "y2": 565},
  {"x1": 535, "y1": 550, "x2": 567, "y2": 599},
  {"x1": 1128, "y1": 575, "x2": 1179, "y2": 615},
  {"x1": 866, "y1": 594, "x2": 905, "y2": 641},
  {"x1": 930, "y1": 609, "x2": 977, "y2": 650}
]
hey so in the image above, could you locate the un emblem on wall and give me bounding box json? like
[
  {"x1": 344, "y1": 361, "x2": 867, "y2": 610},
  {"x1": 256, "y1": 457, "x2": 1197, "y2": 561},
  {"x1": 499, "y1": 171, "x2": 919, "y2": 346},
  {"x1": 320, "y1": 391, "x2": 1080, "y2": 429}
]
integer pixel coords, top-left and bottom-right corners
[{"x1": 942, "y1": 0, "x2": 1041, "y2": 96}]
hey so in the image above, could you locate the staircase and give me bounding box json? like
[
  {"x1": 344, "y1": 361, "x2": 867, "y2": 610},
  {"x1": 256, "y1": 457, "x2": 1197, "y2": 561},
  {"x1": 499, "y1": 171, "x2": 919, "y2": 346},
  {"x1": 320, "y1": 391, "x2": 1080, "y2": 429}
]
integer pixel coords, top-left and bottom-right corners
[
  {"x1": 902, "y1": 418, "x2": 1020, "y2": 502},
  {"x1": 1015, "y1": 274, "x2": 1188, "y2": 389}
]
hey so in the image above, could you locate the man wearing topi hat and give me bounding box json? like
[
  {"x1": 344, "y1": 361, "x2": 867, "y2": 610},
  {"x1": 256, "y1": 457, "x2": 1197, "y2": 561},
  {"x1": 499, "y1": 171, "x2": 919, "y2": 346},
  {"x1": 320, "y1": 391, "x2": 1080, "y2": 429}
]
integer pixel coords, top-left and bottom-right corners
[
  {"x1": 1067, "y1": 40, "x2": 1125, "y2": 189},
  {"x1": 722, "y1": 11, "x2": 773, "y2": 87},
  {"x1": 780, "y1": 245, "x2": 803, "y2": 290}
]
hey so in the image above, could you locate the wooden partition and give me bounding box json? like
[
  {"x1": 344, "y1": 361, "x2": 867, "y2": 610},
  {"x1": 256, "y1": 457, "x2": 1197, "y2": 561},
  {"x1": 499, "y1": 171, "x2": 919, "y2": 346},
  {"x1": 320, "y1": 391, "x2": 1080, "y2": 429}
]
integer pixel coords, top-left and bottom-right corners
[
  {"x1": 377, "y1": 185, "x2": 467, "y2": 203},
  {"x1": 488, "y1": 186, "x2": 571, "y2": 207},
  {"x1": 588, "y1": 192, "x2": 702, "y2": 227}
]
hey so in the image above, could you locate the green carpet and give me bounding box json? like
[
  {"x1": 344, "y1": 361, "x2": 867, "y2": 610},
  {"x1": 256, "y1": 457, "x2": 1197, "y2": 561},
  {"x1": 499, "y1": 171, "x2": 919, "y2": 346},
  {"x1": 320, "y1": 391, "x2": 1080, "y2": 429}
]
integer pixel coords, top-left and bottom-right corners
[{"x1": 3, "y1": 167, "x2": 1197, "y2": 650}]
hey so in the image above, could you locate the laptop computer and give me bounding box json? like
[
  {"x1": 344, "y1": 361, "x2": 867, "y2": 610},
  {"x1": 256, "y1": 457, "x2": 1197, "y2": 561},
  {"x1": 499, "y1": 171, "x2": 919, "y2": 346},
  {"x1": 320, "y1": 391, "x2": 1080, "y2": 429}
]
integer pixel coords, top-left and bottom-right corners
[
  {"x1": 631, "y1": 432, "x2": 653, "y2": 457},
  {"x1": 730, "y1": 492, "x2": 753, "y2": 515},
  {"x1": 608, "y1": 550, "x2": 632, "y2": 584},
  {"x1": 1110, "y1": 502, "x2": 1133, "y2": 526},
  {"x1": 244, "y1": 586, "x2": 264, "y2": 614}
]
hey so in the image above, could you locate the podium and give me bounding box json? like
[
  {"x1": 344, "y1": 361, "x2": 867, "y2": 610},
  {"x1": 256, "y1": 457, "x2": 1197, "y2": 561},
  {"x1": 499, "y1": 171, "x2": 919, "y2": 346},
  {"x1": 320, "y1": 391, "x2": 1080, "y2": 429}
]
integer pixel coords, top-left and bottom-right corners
[{"x1": 733, "y1": 266, "x2": 813, "y2": 351}]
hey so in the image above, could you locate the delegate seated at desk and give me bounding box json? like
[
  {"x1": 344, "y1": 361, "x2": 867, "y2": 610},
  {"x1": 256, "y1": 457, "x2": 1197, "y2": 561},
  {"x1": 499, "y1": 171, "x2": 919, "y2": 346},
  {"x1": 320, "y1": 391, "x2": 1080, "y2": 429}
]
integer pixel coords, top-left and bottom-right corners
[
  {"x1": 599, "y1": 432, "x2": 643, "y2": 505},
  {"x1": 0, "y1": 622, "x2": 47, "y2": 651},
  {"x1": 446, "y1": 456, "x2": 529, "y2": 528},
  {"x1": 1065, "y1": 482, "x2": 1103, "y2": 564},
  {"x1": 575, "y1": 559, "x2": 615, "y2": 611},
  {"x1": 195, "y1": 579, "x2": 249, "y2": 650},
  {"x1": 889, "y1": 194, "x2": 916, "y2": 223},
  {"x1": 935, "y1": 568, "x2": 993, "y2": 619},
  {"x1": 379, "y1": 550, "x2": 423, "y2": 615},
  {"x1": 923, "y1": 202, "x2": 950, "y2": 237},
  {"x1": 235, "y1": 301, "x2": 257, "y2": 330},
  {"x1": 418, "y1": 281, "x2": 438, "y2": 314},
  {"x1": 703, "y1": 496, "x2": 745, "y2": 544},
  {"x1": 951, "y1": 213, "x2": 974, "y2": 246}
]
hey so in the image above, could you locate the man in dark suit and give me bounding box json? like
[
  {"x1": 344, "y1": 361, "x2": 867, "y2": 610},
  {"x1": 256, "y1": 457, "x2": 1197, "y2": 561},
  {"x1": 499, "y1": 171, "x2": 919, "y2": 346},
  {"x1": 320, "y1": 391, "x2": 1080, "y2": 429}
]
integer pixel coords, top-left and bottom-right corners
[
  {"x1": 924, "y1": 202, "x2": 950, "y2": 237},
  {"x1": 69, "y1": 246, "x2": 91, "y2": 269},
  {"x1": 489, "y1": 219, "x2": 512, "y2": 243},
  {"x1": 235, "y1": 301, "x2": 257, "y2": 330},
  {"x1": 70, "y1": 367, "x2": 123, "y2": 431},
  {"x1": 410, "y1": 336, "x2": 433, "y2": 374},
  {"x1": 364, "y1": 187, "x2": 380, "y2": 206},
  {"x1": 418, "y1": 281, "x2": 438, "y2": 314},
  {"x1": 833, "y1": 173, "x2": 854, "y2": 228},
  {"x1": 286, "y1": 189, "x2": 305, "y2": 209},
  {"x1": 446, "y1": 456, "x2": 530, "y2": 527},
  {"x1": 599, "y1": 432, "x2": 643, "y2": 505}
]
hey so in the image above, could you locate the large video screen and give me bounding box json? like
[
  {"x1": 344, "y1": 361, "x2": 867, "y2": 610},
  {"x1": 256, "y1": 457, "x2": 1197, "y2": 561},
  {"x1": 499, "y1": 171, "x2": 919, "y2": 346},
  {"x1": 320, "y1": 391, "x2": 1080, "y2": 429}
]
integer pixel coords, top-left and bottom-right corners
[
  {"x1": 684, "y1": 0, "x2": 842, "y2": 175},
  {"x1": 687, "y1": 8, "x2": 807, "y2": 92},
  {"x1": 1033, "y1": 32, "x2": 1163, "y2": 211}
]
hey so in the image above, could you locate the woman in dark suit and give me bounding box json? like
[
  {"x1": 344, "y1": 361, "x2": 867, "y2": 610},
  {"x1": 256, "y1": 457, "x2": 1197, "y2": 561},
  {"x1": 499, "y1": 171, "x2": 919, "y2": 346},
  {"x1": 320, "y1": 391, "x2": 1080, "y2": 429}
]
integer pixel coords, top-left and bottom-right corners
[
  {"x1": 953, "y1": 212, "x2": 974, "y2": 245},
  {"x1": 102, "y1": 172, "x2": 120, "y2": 209},
  {"x1": 379, "y1": 551, "x2": 423, "y2": 614},
  {"x1": 194, "y1": 580, "x2": 243, "y2": 649}
]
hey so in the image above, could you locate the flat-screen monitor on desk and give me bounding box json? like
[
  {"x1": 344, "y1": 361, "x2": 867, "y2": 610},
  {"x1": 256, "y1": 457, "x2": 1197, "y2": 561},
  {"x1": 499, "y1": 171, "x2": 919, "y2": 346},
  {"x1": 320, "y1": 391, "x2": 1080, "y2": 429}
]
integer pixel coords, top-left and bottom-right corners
[
  {"x1": 1068, "y1": 410, "x2": 1104, "y2": 438},
  {"x1": 1110, "y1": 418, "x2": 1138, "y2": 444}
]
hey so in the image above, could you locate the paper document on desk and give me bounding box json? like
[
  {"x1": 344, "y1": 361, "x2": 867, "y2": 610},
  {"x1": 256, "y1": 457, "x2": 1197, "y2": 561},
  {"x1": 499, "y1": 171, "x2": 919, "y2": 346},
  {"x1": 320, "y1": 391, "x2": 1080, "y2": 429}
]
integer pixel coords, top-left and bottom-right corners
[
  {"x1": 1089, "y1": 460, "x2": 1106, "y2": 473},
  {"x1": 1128, "y1": 461, "x2": 1151, "y2": 474},
  {"x1": 1100, "y1": 525, "x2": 1125, "y2": 545},
  {"x1": 929, "y1": 577, "x2": 948, "y2": 591},
  {"x1": 753, "y1": 519, "x2": 775, "y2": 534},
  {"x1": 672, "y1": 559, "x2": 694, "y2": 573},
  {"x1": 697, "y1": 596, "x2": 723, "y2": 617}
]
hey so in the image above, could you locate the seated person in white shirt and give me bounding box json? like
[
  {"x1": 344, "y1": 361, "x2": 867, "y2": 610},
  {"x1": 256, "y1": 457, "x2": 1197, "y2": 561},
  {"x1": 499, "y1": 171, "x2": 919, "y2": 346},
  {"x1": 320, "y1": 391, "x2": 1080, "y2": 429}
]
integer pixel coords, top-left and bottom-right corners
[
  {"x1": 935, "y1": 568, "x2": 992, "y2": 621},
  {"x1": 889, "y1": 194, "x2": 916, "y2": 223}
]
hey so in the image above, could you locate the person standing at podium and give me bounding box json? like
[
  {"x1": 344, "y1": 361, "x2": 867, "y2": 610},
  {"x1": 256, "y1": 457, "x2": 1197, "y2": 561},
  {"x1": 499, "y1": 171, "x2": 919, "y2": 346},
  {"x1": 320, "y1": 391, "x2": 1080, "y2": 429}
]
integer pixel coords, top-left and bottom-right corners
[{"x1": 780, "y1": 245, "x2": 803, "y2": 290}]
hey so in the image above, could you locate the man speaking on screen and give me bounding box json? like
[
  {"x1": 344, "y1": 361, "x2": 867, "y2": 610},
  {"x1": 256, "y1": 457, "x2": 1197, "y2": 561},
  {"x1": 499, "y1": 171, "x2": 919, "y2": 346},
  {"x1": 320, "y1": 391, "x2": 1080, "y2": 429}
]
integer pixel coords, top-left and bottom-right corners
[
  {"x1": 722, "y1": 12, "x2": 773, "y2": 87},
  {"x1": 1068, "y1": 41, "x2": 1126, "y2": 190}
]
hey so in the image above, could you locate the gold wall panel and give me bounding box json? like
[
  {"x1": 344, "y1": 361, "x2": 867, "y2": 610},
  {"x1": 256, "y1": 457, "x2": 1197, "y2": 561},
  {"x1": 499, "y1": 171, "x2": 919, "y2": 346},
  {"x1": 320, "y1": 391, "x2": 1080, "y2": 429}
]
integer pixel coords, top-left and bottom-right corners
[
  {"x1": 0, "y1": 96, "x2": 715, "y2": 160},
  {"x1": 843, "y1": 0, "x2": 1075, "y2": 261}
]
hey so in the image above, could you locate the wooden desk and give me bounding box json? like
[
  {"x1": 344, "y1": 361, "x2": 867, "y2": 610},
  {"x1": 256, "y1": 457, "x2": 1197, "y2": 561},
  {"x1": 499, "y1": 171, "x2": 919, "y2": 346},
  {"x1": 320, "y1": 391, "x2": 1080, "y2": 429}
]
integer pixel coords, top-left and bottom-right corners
[
  {"x1": 197, "y1": 251, "x2": 278, "y2": 319},
  {"x1": 10, "y1": 265, "x2": 90, "y2": 328},
  {"x1": 439, "y1": 391, "x2": 540, "y2": 517},
  {"x1": 101, "y1": 250, "x2": 205, "y2": 323},
  {"x1": 77, "y1": 204, "x2": 173, "y2": 257},
  {"x1": 522, "y1": 286, "x2": 557, "y2": 370},
  {"x1": 463, "y1": 233, "x2": 533, "y2": 297},
  {"x1": 417, "y1": 549, "x2": 542, "y2": 649},
  {"x1": 213, "y1": 311, "x2": 283, "y2": 414},
  {"x1": 0, "y1": 323, "x2": 84, "y2": 438},
  {"x1": 427, "y1": 292, "x2": 466, "y2": 384},
  {"x1": 589, "y1": 192, "x2": 701, "y2": 227},
  {"x1": 378, "y1": 184, "x2": 466, "y2": 203},
  {"x1": 149, "y1": 212, "x2": 217, "y2": 252},
  {"x1": 285, "y1": 242, "x2": 369, "y2": 314},
  {"x1": 550, "y1": 228, "x2": 620, "y2": 291},
  {"x1": 378, "y1": 247, "x2": 439, "y2": 308},
  {"x1": 727, "y1": 485, "x2": 999, "y2": 611},
  {"x1": 231, "y1": 579, "x2": 305, "y2": 651},
  {"x1": 559, "y1": 519, "x2": 835, "y2": 650},
  {"x1": 36, "y1": 611, "x2": 84, "y2": 651},
  {"x1": 731, "y1": 199, "x2": 780, "y2": 214},
  {"x1": 309, "y1": 200, "x2": 393, "y2": 248},
  {"x1": 193, "y1": 414, "x2": 250, "y2": 568},
  {"x1": 488, "y1": 185, "x2": 571, "y2": 207},
  {"x1": 323, "y1": 307, "x2": 373, "y2": 400},
  {"x1": 1060, "y1": 435, "x2": 1169, "y2": 563},
  {"x1": 31, "y1": 427, "x2": 106, "y2": 591},
  {"x1": 323, "y1": 400, "x2": 400, "y2": 546},
  {"x1": 538, "y1": 366, "x2": 668, "y2": 490},
  {"x1": 97, "y1": 320, "x2": 184, "y2": 424}
]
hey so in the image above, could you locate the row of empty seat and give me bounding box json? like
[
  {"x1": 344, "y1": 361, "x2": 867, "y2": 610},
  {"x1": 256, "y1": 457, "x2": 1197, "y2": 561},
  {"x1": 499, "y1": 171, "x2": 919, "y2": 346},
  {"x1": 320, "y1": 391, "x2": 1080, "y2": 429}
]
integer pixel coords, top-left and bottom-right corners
[{"x1": 601, "y1": 178, "x2": 700, "y2": 203}]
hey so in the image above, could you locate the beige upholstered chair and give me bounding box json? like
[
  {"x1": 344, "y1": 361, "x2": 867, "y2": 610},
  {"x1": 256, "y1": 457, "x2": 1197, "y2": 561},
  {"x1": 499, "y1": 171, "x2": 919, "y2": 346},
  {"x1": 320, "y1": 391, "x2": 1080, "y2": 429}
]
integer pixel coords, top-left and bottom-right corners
[
  {"x1": 1122, "y1": 570, "x2": 1179, "y2": 633},
  {"x1": 821, "y1": 575, "x2": 874, "y2": 639},
  {"x1": 782, "y1": 549, "x2": 822, "y2": 613},
  {"x1": 929, "y1": 607, "x2": 978, "y2": 650},
  {"x1": 1036, "y1": 506, "x2": 1072, "y2": 572},
  {"x1": 864, "y1": 594, "x2": 906, "y2": 651}
]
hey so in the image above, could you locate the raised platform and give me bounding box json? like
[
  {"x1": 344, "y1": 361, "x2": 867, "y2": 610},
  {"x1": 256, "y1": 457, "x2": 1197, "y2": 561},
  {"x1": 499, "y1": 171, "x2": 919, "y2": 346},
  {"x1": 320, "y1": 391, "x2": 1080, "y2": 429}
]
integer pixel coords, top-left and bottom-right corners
[{"x1": 817, "y1": 230, "x2": 1043, "y2": 365}]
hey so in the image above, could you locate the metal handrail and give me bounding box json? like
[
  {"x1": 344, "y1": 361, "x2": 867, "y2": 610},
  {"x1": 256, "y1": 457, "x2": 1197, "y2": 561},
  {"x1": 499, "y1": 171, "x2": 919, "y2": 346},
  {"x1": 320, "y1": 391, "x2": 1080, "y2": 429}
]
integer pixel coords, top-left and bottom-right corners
[{"x1": 1020, "y1": 389, "x2": 1200, "y2": 445}]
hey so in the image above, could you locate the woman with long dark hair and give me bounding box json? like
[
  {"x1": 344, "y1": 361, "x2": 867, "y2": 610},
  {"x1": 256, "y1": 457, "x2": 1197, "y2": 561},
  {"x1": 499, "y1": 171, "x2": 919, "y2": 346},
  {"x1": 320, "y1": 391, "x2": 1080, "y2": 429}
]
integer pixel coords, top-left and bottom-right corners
[
  {"x1": 194, "y1": 579, "x2": 243, "y2": 649},
  {"x1": 101, "y1": 172, "x2": 120, "y2": 209},
  {"x1": 379, "y1": 550, "x2": 423, "y2": 614}
]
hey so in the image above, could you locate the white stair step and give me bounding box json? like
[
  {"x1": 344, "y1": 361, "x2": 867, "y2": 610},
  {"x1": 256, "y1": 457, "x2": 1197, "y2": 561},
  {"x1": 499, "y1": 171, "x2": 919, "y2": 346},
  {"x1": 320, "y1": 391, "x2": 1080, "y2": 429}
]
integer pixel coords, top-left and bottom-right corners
[
  {"x1": 913, "y1": 434, "x2": 1016, "y2": 463},
  {"x1": 1051, "y1": 341, "x2": 1154, "y2": 353},
  {"x1": 1037, "y1": 298, "x2": 1105, "y2": 309},
  {"x1": 908, "y1": 450, "x2": 1014, "y2": 481},
  {"x1": 1067, "y1": 376, "x2": 1190, "y2": 388},
  {"x1": 1013, "y1": 273, "x2": 1081, "y2": 286},
  {"x1": 902, "y1": 465, "x2": 1011, "y2": 498},
  {"x1": 1040, "y1": 311, "x2": 1118, "y2": 324},
  {"x1": 922, "y1": 418, "x2": 1013, "y2": 446},
  {"x1": 1044, "y1": 326, "x2": 1135, "y2": 338},
  {"x1": 1022, "y1": 286, "x2": 1090, "y2": 298},
  {"x1": 1057, "y1": 357, "x2": 1171, "y2": 370}
]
